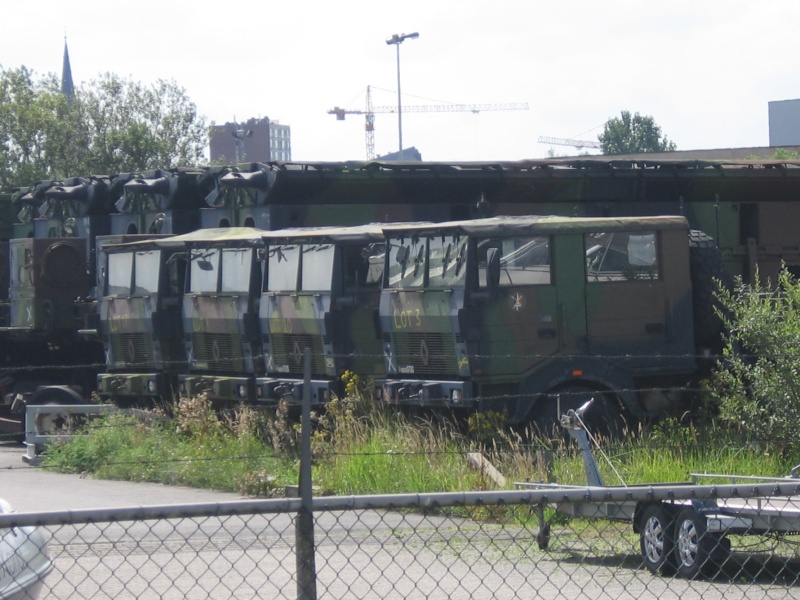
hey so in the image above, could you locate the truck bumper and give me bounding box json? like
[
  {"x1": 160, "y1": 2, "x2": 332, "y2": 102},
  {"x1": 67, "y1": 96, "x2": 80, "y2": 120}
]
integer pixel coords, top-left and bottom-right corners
[
  {"x1": 376, "y1": 379, "x2": 472, "y2": 408},
  {"x1": 255, "y1": 377, "x2": 334, "y2": 405},
  {"x1": 97, "y1": 372, "x2": 165, "y2": 399},
  {"x1": 179, "y1": 375, "x2": 254, "y2": 403}
]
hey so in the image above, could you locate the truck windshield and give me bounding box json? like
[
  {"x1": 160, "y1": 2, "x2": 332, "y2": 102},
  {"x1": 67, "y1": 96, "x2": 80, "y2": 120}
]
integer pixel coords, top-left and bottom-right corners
[
  {"x1": 388, "y1": 236, "x2": 427, "y2": 288},
  {"x1": 189, "y1": 248, "x2": 220, "y2": 293},
  {"x1": 388, "y1": 234, "x2": 467, "y2": 289},
  {"x1": 428, "y1": 235, "x2": 467, "y2": 289},
  {"x1": 267, "y1": 244, "x2": 300, "y2": 292},
  {"x1": 221, "y1": 248, "x2": 253, "y2": 293},
  {"x1": 133, "y1": 251, "x2": 160, "y2": 295},
  {"x1": 107, "y1": 252, "x2": 133, "y2": 295},
  {"x1": 301, "y1": 243, "x2": 335, "y2": 290}
]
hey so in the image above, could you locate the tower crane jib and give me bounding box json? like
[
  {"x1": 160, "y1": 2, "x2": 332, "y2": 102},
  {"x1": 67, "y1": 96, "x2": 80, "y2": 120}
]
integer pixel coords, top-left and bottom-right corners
[{"x1": 328, "y1": 89, "x2": 529, "y2": 160}]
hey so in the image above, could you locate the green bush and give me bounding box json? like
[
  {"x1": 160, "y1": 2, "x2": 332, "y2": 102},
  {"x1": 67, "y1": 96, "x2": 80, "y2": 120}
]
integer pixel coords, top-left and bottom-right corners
[{"x1": 712, "y1": 267, "x2": 800, "y2": 452}]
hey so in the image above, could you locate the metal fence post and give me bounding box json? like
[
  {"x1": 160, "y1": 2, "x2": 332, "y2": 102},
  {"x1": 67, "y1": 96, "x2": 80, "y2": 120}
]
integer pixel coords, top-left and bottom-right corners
[{"x1": 296, "y1": 348, "x2": 317, "y2": 600}]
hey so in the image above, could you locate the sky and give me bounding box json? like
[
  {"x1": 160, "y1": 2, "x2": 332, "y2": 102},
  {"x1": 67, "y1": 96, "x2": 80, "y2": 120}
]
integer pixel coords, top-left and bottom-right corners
[{"x1": 1, "y1": 1, "x2": 799, "y2": 163}]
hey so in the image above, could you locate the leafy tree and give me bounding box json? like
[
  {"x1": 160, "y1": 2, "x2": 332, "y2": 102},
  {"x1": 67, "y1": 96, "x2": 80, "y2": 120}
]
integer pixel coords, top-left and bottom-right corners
[
  {"x1": 598, "y1": 110, "x2": 677, "y2": 155},
  {"x1": 711, "y1": 267, "x2": 800, "y2": 450},
  {"x1": 79, "y1": 73, "x2": 208, "y2": 173},
  {"x1": 0, "y1": 67, "x2": 83, "y2": 189},
  {"x1": 0, "y1": 67, "x2": 208, "y2": 189}
]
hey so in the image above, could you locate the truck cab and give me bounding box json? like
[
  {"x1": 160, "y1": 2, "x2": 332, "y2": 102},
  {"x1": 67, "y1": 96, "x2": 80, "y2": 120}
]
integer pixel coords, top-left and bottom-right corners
[
  {"x1": 96, "y1": 235, "x2": 185, "y2": 404},
  {"x1": 257, "y1": 224, "x2": 385, "y2": 404},
  {"x1": 178, "y1": 228, "x2": 265, "y2": 403},
  {"x1": 377, "y1": 215, "x2": 698, "y2": 426}
]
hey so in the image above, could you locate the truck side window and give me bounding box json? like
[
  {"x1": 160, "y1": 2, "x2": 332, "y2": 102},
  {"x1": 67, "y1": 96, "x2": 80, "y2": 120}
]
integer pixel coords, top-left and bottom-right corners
[
  {"x1": 585, "y1": 231, "x2": 659, "y2": 282},
  {"x1": 478, "y1": 236, "x2": 551, "y2": 287}
]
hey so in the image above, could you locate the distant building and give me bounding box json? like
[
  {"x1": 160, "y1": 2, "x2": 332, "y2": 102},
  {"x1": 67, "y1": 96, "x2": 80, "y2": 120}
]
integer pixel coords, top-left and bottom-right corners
[
  {"x1": 769, "y1": 99, "x2": 800, "y2": 146},
  {"x1": 376, "y1": 147, "x2": 423, "y2": 162},
  {"x1": 209, "y1": 117, "x2": 291, "y2": 164}
]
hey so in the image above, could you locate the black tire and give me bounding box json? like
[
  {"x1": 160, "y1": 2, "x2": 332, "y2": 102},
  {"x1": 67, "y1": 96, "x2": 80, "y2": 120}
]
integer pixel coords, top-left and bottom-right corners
[
  {"x1": 640, "y1": 504, "x2": 676, "y2": 575},
  {"x1": 531, "y1": 386, "x2": 629, "y2": 440},
  {"x1": 688, "y1": 230, "x2": 727, "y2": 347},
  {"x1": 673, "y1": 506, "x2": 729, "y2": 578}
]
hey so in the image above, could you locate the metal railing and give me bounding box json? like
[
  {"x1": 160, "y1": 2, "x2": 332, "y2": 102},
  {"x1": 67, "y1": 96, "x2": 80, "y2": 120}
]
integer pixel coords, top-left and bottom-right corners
[{"x1": 3, "y1": 483, "x2": 800, "y2": 599}]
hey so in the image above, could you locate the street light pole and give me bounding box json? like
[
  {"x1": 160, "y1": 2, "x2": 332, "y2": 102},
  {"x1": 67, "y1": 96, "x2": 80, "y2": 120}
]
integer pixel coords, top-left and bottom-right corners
[{"x1": 386, "y1": 32, "x2": 418, "y2": 161}]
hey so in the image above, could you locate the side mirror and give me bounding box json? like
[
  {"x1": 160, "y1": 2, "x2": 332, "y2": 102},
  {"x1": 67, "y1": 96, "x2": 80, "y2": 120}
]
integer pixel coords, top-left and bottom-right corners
[{"x1": 486, "y1": 248, "x2": 500, "y2": 292}]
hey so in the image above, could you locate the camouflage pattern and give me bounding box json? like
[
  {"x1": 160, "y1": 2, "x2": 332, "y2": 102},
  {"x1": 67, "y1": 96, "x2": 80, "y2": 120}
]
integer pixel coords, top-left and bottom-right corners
[
  {"x1": 96, "y1": 236, "x2": 186, "y2": 403},
  {"x1": 258, "y1": 224, "x2": 385, "y2": 404},
  {"x1": 377, "y1": 215, "x2": 697, "y2": 423},
  {"x1": 3, "y1": 158, "x2": 800, "y2": 424}
]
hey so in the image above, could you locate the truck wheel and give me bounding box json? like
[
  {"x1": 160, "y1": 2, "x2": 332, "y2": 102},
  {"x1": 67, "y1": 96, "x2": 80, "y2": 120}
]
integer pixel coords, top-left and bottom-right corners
[
  {"x1": 688, "y1": 230, "x2": 727, "y2": 347},
  {"x1": 673, "y1": 506, "x2": 728, "y2": 578},
  {"x1": 531, "y1": 386, "x2": 629, "y2": 439},
  {"x1": 640, "y1": 504, "x2": 676, "y2": 575}
]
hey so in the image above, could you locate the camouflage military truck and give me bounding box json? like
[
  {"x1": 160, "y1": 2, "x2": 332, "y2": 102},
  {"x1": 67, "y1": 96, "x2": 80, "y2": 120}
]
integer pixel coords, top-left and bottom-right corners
[
  {"x1": 177, "y1": 228, "x2": 266, "y2": 403},
  {"x1": 376, "y1": 215, "x2": 724, "y2": 431},
  {"x1": 95, "y1": 234, "x2": 183, "y2": 404},
  {"x1": 258, "y1": 224, "x2": 386, "y2": 404}
]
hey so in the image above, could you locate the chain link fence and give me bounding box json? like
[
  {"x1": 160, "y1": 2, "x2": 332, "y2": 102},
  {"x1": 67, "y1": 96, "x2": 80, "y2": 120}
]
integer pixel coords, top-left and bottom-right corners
[{"x1": 3, "y1": 481, "x2": 800, "y2": 599}]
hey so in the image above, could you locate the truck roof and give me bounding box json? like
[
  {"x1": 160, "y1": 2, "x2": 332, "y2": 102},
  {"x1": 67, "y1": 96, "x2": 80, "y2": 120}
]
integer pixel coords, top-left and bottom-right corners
[
  {"x1": 261, "y1": 223, "x2": 389, "y2": 244},
  {"x1": 381, "y1": 215, "x2": 689, "y2": 237},
  {"x1": 104, "y1": 227, "x2": 266, "y2": 252}
]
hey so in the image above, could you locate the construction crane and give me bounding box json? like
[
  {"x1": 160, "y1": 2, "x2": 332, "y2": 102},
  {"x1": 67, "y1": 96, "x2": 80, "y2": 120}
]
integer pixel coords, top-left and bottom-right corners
[
  {"x1": 538, "y1": 135, "x2": 602, "y2": 151},
  {"x1": 329, "y1": 86, "x2": 529, "y2": 159}
]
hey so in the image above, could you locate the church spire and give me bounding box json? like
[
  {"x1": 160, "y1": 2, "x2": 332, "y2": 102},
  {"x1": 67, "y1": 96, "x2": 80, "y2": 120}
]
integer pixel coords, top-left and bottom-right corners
[{"x1": 61, "y1": 37, "x2": 74, "y2": 101}]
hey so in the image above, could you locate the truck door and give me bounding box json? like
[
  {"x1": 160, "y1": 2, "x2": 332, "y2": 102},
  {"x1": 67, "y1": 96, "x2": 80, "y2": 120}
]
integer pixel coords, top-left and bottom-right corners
[
  {"x1": 476, "y1": 235, "x2": 559, "y2": 377},
  {"x1": 583, "y1": 230, "x2": 669, "y2": 369}
]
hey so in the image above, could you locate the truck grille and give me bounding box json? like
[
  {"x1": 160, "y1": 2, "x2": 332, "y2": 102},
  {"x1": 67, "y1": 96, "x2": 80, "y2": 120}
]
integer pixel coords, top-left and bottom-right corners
[
  {"x1": 267, "y1": 333, "x2": 326, "y2": 375},
  {"x1": 191, "y1": 333, "x2": 244, "y2": 372},
  {"x1": 110, "y1": 333, "x2": 154, "y2": 368},
  {"x1": 392, "y1": 332, "x2": 457, "y2": 375}
]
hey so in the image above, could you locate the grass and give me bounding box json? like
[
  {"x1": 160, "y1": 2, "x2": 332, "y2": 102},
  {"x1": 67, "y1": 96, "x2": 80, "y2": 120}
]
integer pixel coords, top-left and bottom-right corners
[{"x1": 41, "y1": 389, "x2": 800, "y2": 499}]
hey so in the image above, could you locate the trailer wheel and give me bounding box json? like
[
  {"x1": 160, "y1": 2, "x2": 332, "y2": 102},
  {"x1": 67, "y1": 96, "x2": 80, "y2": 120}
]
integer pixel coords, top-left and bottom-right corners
[
  {"x1": 28, "y1": 386, "x2": 85, "y2": 436},
  {"x1": 673, "y1": 507, "x2": 728, "y2": 578},
  {"x1": 640, "y1": 504, "x2": 676, "y2": 575}
]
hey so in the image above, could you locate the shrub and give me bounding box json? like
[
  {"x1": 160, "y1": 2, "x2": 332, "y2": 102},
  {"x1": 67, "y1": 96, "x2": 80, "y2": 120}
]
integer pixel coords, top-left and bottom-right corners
[{"x1": 712, "y1": 267, "x2": 800, "y2": 452}]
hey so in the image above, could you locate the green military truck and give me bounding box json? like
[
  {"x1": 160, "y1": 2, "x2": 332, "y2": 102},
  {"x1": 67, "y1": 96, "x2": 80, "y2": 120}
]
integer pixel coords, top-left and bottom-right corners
[
  {"x1": 96, "y1": 234, "x2": 186, "y2": 404},
  {"x1": 257, "y1": 224, "x2": 386, "y2": 404},
  {"x1": 376, "y1": 215, "x2": 724, "y2": 431},
  {"x1": 178, "y1": 228, "x2": 266, "y2": 403}
]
